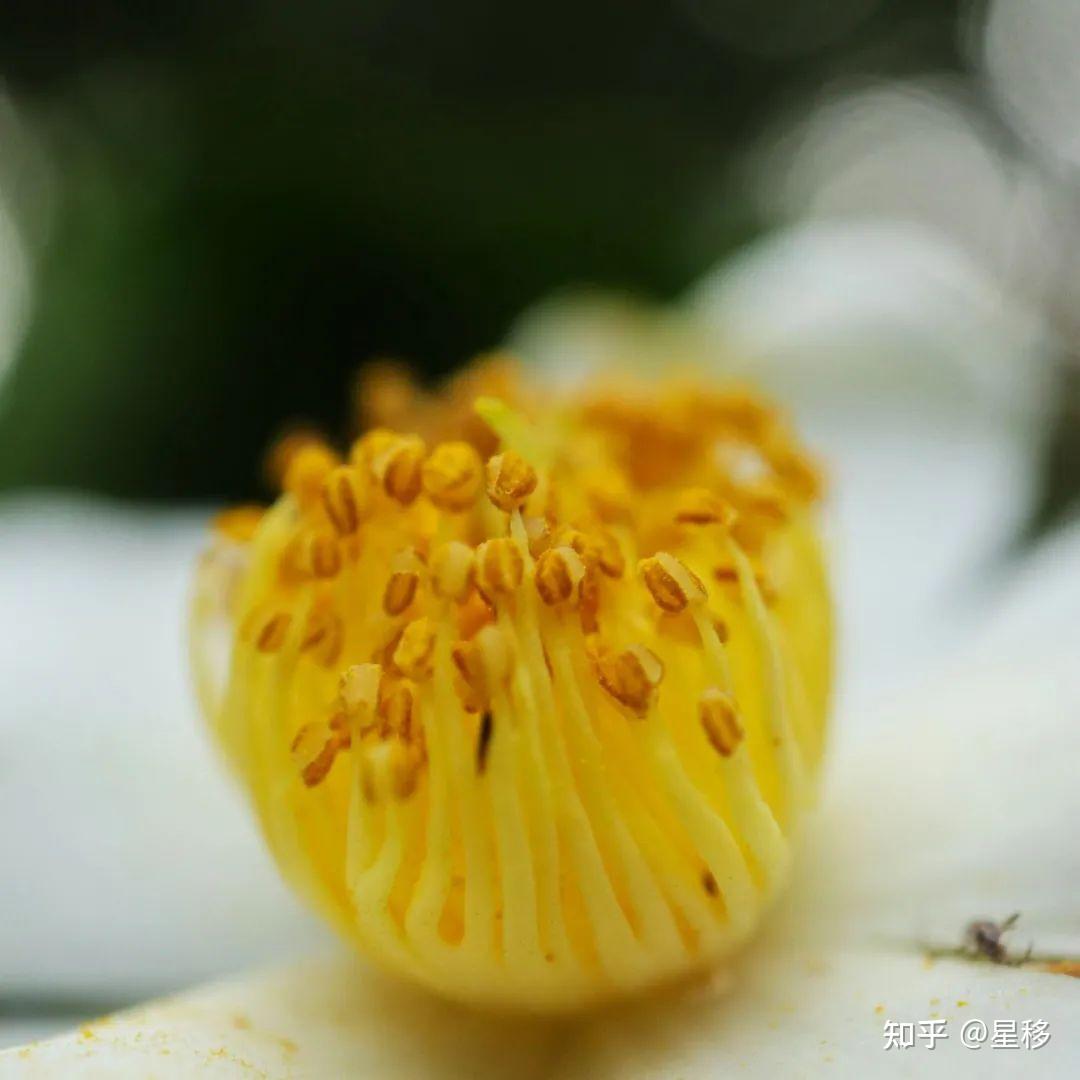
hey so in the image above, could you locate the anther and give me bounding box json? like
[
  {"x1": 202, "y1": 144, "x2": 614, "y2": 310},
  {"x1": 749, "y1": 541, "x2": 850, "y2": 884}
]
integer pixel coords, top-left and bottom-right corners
[
  {"x1": 475, "y1": 538, "x2": 524, "y2": 597},
  {"x1": 593, "y1": 643, "x2": 664, "y2": 717},
  {"x1": 568, "y1": 529, "x2": 625, "y2": 578},
  {"x1": 534, "y1": 546, "x2": 586, "y2": 605},
  {"x1": 485, "y1": 450, "x2": 538, "y2": 512},
  {"x1": 473, "y1": 623, "x2": 512, "y2": 687},
  {"x1": 296, "y1": 531, "x2": 341, "y2": 579},
  {"x1": 300, "y1": 608, "x2": 343, "y2": 666},
  {"x1": 338, "y1": 663, "x2": 382, "y2": 722},
  {"x1": 349, "y1": 427, "x2": 399, "y2": 470},
  {"x1": 393, "y1": 617, "x2": 436, "y2": 680},
  {"x1": 578, "y1": 569, "x2": 601, "y2": 634},
  {"x1": 422, "y1": 441, "x2": 483, "y2": 511},
  {"x1": 383, "y1": 550, "x2": 424, "y2": 615},
  {"x1": 378, "y1": 680, "x2": 417, "y2": 741},
  {"x1": 321, "y1": 465, "x2": 369, "y2": 535},
  {"x1": 429, "y1": 540, "x2": 475, "y2": 602},
  {"x1": 373, "y1": 435, "x2": 426, "y2": 505},
  {"x1": 699, "y1": 688, "x2": 744, "y2": 757},
  {"x1": 639, "y1": 552, "x2": 707, "y2": 613},
  {"x1": 675, "y1": 488, "x2": 737, "y2": 528},
  {"x1": 255, "y1": 611, "x2": 292, "y2": 652},
  {"x1": 282, "y1": 442, "x2": 340, "y2": 508},
  {"x1": 291, "y1": 721, "x2": 350, "y2": 787}
]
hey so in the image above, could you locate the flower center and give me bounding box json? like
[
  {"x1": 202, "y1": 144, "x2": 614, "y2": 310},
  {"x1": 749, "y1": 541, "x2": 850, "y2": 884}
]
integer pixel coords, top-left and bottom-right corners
[{"x1": 191, "y1": 357, "x2": 832, "y2": 1009}]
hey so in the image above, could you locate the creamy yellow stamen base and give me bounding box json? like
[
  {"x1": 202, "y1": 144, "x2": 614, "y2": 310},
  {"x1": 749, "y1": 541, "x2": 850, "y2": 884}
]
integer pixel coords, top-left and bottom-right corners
[{"x1": 191, "y1": 359, "x2": 832, "y2": 1011}]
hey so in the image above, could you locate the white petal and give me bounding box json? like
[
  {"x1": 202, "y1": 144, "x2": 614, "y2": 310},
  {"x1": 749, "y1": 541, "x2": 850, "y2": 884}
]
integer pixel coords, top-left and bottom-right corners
[
  {"x1": 2, "y1": 955, "x2": 564, "y2": 1079},
  {"x1": 0, "y1": 497, "x2": 328, "y2": 998}
]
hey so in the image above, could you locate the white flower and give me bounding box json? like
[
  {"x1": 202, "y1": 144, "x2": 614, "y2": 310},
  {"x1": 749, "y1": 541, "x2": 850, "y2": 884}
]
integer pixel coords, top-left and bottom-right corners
[{"x1": 4, "y1": 226, "x2": 1077, "y2": 1074}]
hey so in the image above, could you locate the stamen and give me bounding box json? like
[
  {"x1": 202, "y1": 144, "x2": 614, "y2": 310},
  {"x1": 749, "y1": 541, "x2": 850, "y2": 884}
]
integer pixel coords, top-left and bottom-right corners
[
  {"x1": 339, "y1": 663, "x2": 382, "y2": 723},
  {"x1": 378, "y1": 679, "x2": 417, "y2": 741},
  {"x1": 429, "y1": 540, "x2": 475, "y2": 602},
  {"x1": 675, "y1": 488, "x2": 737, "y2": 528},
  {"x1": 393, "y1": 617, "x2": 436, "y2": 680},
  {"x1": 296, "y1": 531, "x2": 342, "y2": 579},
  {"x1": 421, "y1": 441, "x2": 483, "y2": 511},
  {"x1": 254, "y1": 611, "x2": 291, "y2": 652},
  {"x1": 699, "y1": 688, "x2": 744, "y2": 757},
  {"x1": 373, "y1": 435, "x2": 426, "y2": 505},
  {"x1": 300, "y1": 608, "x2": 343, "y2": 666},
  {"x1": 291, "y1": 721, "x2": 350, "y2": 787},
  {"x1": 282, "y1": 442, "x2": 340, "y2": 508},
  {"x1": 475, "y1": 538, "x2": 524, "y2": 597},
  {"x1": 383, "y1": 551, "x2": 424, "y2": 615},
  {"x1": 321, "y1": 465, "x2": 369, "y2": 535},
  {"x1": 486, "y1": 450, "x2": 538, "y2": 512},
  {"x1": 592, "y1": 642, "x2": 664, "y2": 717},
  {"x1": 639, "y1": 552, "x2": 707, "y2": 612},
  {"x1": 567, "y1": 528, "x2": 625, "y2": 578},
  {"x1": 534, "y1": 546, "x2": 586, "y2": 606}
]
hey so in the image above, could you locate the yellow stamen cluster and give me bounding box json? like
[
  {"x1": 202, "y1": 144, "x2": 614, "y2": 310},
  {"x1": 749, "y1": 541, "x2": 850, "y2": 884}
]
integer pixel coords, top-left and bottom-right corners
[{"x1": 190, "y1": 357, "x2": 832, "y2": 1010}]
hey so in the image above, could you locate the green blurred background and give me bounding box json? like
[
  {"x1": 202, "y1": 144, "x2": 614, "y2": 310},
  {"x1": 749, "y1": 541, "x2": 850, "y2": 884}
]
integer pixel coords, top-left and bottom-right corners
[{"x1": 0, "y1": 0, "x2": 1075, "y2": 521}]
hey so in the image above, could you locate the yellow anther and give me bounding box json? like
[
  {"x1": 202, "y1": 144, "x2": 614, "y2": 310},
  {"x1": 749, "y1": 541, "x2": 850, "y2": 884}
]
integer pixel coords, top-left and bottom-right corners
[
  {"x1": 212, "y1": 504, "x2": 265, "y2": 544},
  {"x1": 300, "y1": 608, "x2": 344, "y2": 666},
  {"x1": 338, "y1": 663, "x2": 382, "y2": 721},
  {"x1": 291, "y1": 720, "x2": 350, "y2": 787},
  {"x1": 378, "y1": 679, "x2": 417, "y2": 741},
  {"x1": 429, "y1": 540, "x2": 475, "y2": 602},
  {"x1": 475, "y1": 537, "x2": 524, "y2": 597},
  {"x1": 254, "y1": 611, "x2": 292, "y2": 653},
  {"x1": 349, "y1": 427, "x2": 398, "y2": 469},
  {"x1": 674, "y1": 487, "x2": 737, "y2": 527},
  {"x1": 373, "y1": 434, "x2": 427, "y2": 505},
  {"x1": 393, "y1": 617, "x2": 436, "y2": 680},
  {"x1": 282, "y1": 442, "x2": 340, "y2": 508},
  {"x1": 321, "y1": 465, "x2": 369, "y2": 535},
  {"x1": 421, "y1": 441, "x2": 483, "y2": 511},
  {"x1": 264, "y1": 427, "x2": 322, "y2": 488},
  {"x1": 569, "y1": 528, "x2": 625, "y2": 578},
  {"x1": 639, "y1": 552, "x2": 707, "y2": 613},
  {"x1": 534, "y1": 545, "x2": 586, "y2": 605},
  {"x1": 451, "y1": 639, "x2": 481, "y2": 689},
  {"x1": 593, "y1": 643, "x2": 664, "y2": 718},
  {"x1": 731, "y1": 478, "x2": 789, "y2": 525},
  {"x1": 295, "y1": 531, "x2": 342, "y2": 579},
  {"x1": 383, "y1": 569, "x2": 419, "y2": 616},
  {"x1": 363, "y1": 738, "x2": 425, "y2": 800},
  {"x1": 485, "y1": 450, "x2": 538, "y2": 512},
  {"x1": 578, "y1": 569, "x2": 601, "y2": 634},
  {"x1": 699, "y1": 688, "x2": 744, "y2": 757}
]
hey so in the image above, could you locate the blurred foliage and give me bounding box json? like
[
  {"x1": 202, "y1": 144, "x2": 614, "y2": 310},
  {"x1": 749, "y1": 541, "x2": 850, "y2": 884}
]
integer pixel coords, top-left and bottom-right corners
[{"x1": 0, "y1": 0, "x2": 965, "y2": 500}]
